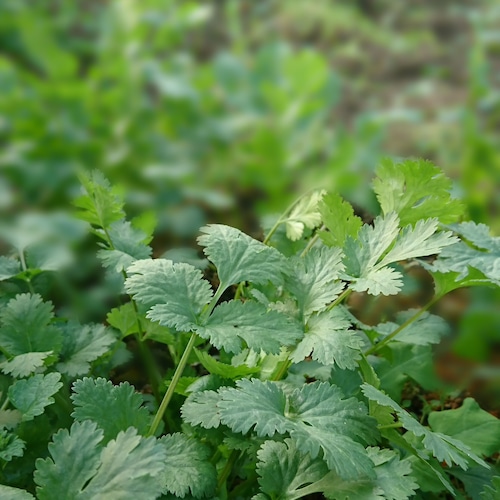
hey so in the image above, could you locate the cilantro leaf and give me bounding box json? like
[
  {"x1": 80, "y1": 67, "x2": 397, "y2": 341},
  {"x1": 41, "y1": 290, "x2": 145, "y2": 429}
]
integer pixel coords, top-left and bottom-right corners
[
  {"x1": 283, "y1": 190, "x2": 325, "y2": 241},
  {"x1": 286, "y1": 246, "x2": 345, "y2": 317},
  {"x1": 481, "y1": 476, "x2": 500, "y2": 500},
  {"x1": 361, "y1": 384, "x2": 489, "y2": 470},
  {"x1": 74, "y1": 170, "x2": 125, "y2": 229},
  {"x1": 197, "y1": 224, "x2": 286, "y2": 290},
  {"x1": 125, "y1": 259, "x2": 213, "y2": 331},
  {"x1": 373, "y1": 158, "x2": 463, "y2": 226},
  {"x1": 195, "y1": 300, "x2": 303, "y2": 354},
  {"x1": 35, "y1": 421, "x2": 166, "y2": 500},
  {"x1": 319, "y1": 192, "x2": 362, "y2": 248},
  {"x1": 0, "y1": 294, "x2": 62, "y2": 356},
  {"x1": 256, "y1": 439, "x2": 328, "y2": 499},
  {"x1": 217, "y1": 379, "x2": 378, "y2": 479},
  {"x1": 160, "y1": 433, "x2": 217, "y2": 499},
  {"x1": 97, "y1": 220, "x2": 152, "y2": 273},
  {"x1": 291, "y1": 309, "x2": 363, "y2": 369},
  {"x1": 106, "y1": 303, "x2": 138, "y2": 337},
  {"x1": 71, "y1": 378, "x2": 150, "y2": 441},
  {"x1": 0, "y1": 485, "x2": 34, "y2": 499},
  {"x1": 0, "y1": 429, "x2": 25, "y2": 461},
  {"x1": 8, "y1": 373, "x2": 62, "y2": 421},
  {"x1": 181, "y1": 390, "x2": 222, "y2": 430},
  {"x1": 0, "y1": 351, "x2": 53, "y2": 378},
  {"x1": 0, "y1": 256, "x2": 21, "y2": 281},
  {"x1": 195, "y1": 349, "x2": 260, "y2": 379},
  {"x1": 428, "y1": 398, "x2": 500, "y2": 457},
  {"x1": 57, "y1": 323, "x2": 116, "y2": 377}
]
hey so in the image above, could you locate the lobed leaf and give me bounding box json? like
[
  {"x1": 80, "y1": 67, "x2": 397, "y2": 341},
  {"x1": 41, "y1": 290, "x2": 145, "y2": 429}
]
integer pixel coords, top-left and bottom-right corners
[
  {"x1": 0, "y1": 351, "x2": 52, "y2": 378},
  {"x1": 0, "y1": 256, "x2": 21, "y2": 281},
  {"x1": 71, "y1": 377, "x2": 150, "y2": 442},
  {"x1": 197, "y1": 224, "x2": 286, "y2": 290},
  {"x1": 283, "y1": 190, "x2": 325, "y2": 241},
  {"x1": 125, "y1": 259, "x2": 213, "y2": 331},
  {"x1": 0, "y1": 429, "x2": 25, "y2": 461},
  {"x1": 195, "y1": 300, "x2": 303, "y2": 354}
]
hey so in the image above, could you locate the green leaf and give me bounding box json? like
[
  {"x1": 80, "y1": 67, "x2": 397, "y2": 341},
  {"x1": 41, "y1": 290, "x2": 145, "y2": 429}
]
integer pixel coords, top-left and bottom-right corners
[
  {"x1": 450, "y1": 467, "x2": 499, "y2": 500},
  {"x1": 160, "y1": 433, "x2": 217, "y2": 499},
  {"x1": 430, "y1": 268, "x2": 491, "y2": 298},
  {"x1": 319, "y1": 192, "x2": 362, "y2": 248},
  {"x1": 0, "y1": 256, "x2": 21, "y2": 281},
  {"x1": 195, "y1": 300, "x2": 303, "y2": 354},
  {"x1": 181, "y1": 390, "x2": 222, "y2": 430},
  {"x1": 373, "y1": 158, "x2": 463, "y2": 226},
  {"x1": 0, "y1": 294, "x2": 62, "y2": 356},
  {"x1": 256, "y1": 439, "x2": 328, "y2": 500},
  {"x1": 197, "y1": 224, "x2": 286, "y2": 290},
  {"x1": 0, "y1": 351, "x2": 53, "y2": 378},
  {"x1": 8, "y1": 373, "x2": 62, "y2": 421},
  {"x1": 106, "y1": 303, "x2": 139, "y2": 338},
  {"x1": 283, "y1": 190, "x2": 325, "y2": 241},
  {"x1": 57, "y1": 323, "x2": 117, "y2": 377},
  {"x1": 97, "y1": 220, "x2": 152, "y2": 273},
  {"x1": 291, "y1": 309, "x2": 363, "y2": 369},
  {"x1": 0, "y1": 485, "x2": 34, "y2": 499},
  {"x1": 125, "y1": 259, "x2": 213, "y2": 331},
  {"x1": 430, "y1": 222, "x2": 500, "y2": 286},
  {"x1": 71, "y1": 378, "x2": 150, "y2": 442},
  {"x1": 372, "y1": 310, "x2": 449, "y2": 346},
  {"x1": 428, "y1": 398, "x2": 500, "y2": 457},
  {"x1": 361, "y1": 384, "x2": 489, "y2": 470},
  {"x1": 217, "y1": 379, "x2": 378, "y2": 479},
  {"x1": 0, "y1": 429, "x2": 25, "y2": 461},
  {"x1": 74, "y1": 170, "x2": 125, "y2": 229},
  {"x1": 481, "y1": 476, "x2": 500, "y2": 500},
  {"x1": 195, "y1": 350, "x2": 260, "y2": 379},
  {"x1": 286, "y1": 246, "x2": 345, "y2": 317},
  {"x1": 35, "y1": 421, "x2": 166, "y2": 500}
]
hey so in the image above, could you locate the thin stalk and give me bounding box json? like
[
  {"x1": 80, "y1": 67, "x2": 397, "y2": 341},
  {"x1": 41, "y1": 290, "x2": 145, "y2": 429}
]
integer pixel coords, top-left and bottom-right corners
[
  {"x1": 18, "y1": 248, "x2": 35, "y2": 294},
  {"x1": 0, "y1": 397, "x2": 9, "y2": 412},
  {"x1": 364, "y1": 297, "x2": 438, "y2": 355},
  {"x1": 147, "y1": 332, "x2": 197, "y2": 437},
  {"x1": 378, "y1": 422, "x2": 404, "y2": 430},
  {"x1": 327, "y1": 287, "x2": 352, "y2": 311},
  {"x1": 271, "y1": 353, "x2": 291, "y2": 382},
  {"x1": 299, "y1": 224, "x2": 325, "y2": 257}
]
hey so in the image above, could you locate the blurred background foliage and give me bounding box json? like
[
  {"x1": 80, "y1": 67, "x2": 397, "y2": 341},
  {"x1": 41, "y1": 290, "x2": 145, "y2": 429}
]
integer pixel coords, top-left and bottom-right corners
[{"x1": 0, "y1": 1, "x2": 499, "y2": 403}]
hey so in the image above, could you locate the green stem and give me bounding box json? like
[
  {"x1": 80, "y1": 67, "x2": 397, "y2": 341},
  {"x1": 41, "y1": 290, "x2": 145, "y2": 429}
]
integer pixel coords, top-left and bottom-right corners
[
  {"x1": 299, "y1": 224, "x2": 325, "y2": 257},
  {"x1": 18, "y1": 248, "x2": 35, "y2": 294},
  {"x1": 147, "y1": 332, "x2": 198, "y2": 437},
  {"x1": 271, "y1": 353, "x2": 291, "y2": 382},
  {"x1": 217, "y1": 449, "x2": 240, "y2": 493},
  {"x1": 364, "y1": 297, "x2": 438, "y2": 355},
  {"x1": 378, "y1": 422, "x2": 403, "y2": 430},
  {"x1": 327, "y1": 287, "x2": 352, "y2": 311}
]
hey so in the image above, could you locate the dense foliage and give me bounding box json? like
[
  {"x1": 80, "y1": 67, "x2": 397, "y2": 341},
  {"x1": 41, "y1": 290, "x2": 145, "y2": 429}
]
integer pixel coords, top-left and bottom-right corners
[{"x1": 0, "y1": 161, "x2": 498, "y2": 499}]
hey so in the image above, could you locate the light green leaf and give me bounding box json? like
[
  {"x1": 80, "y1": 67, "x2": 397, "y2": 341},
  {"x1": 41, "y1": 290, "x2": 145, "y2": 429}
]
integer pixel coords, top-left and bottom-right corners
[
  {"x1": 106, "y1": 303, "x2": 138, "y2": 337},
  {"x1": 428, "y1": 398, "x2": 500, "y2": 457},
  {"x1": 0, "y1": 409, "x2": 22, "y2": 429},
  {"x1": 74, "y1": 170, "x2": 125, "y2": 229},
  {"x1": 35, "y1": 421, "x2": 166, "y2": 500},
  {"x1": 350, "y1": 266, "x2": 403, "y2": 296},
  {"x1": 256, "y1": 439, "x2": 328, "y2": 500},
  {"x1": 430, "y1": 268, "x2": 491, "y2": 298},
  {"x1": 217, "y1": 379, "x2": 378, "y2": 479},
  {"x1": 373, "y1": 158, "x2": 464, "y2": 226},
  {"x1": 283, "y1": 190, "x2": 325, "y2": 241},
  {"x1": 361, "y1": 384, "x2": 489, "y2": 470},
  {"x1": 453, "y1": 221, "x2": 500, "y2": 251},
  {"x1": 160, "y1": 433, "x2": 217, "y2": 499},
  {"x1": 97, "y1": 220, "x2": 152, "y2": 273},
  {"x1": 125, "y1": 259, "x2": 213, "y2": 331},
  {"x1": 286, "y1": 246, "x2": 345, "y2": 317},
  {"x1": 0, "y1": 485, "x2": 34, "y2": 499},
  {"x1": 181, "y1": 390, "x2": 222, "y2": 430},
  {"x1": 195, "y1": 350, "x2": 259, "y2": 379},
  {"x1": 0, "y1": 294, "x2": 62, "y2": 356},
  {"x1": 0, "y1": 351, "x2": 52, "y2": 378},
  {"x1": 291, "y1": 309, "x2": 363, "y2": 369},
  {"x1": 0, "y1": 256, "x2": 21, "y2": 281},
  {"x1": 195, "y1": 301, "x2": 303, "y2": 354},
  {"x1": 57, "y1": 323, "x2": 116, "y2": 377},
  {"x1": 71, "y1": 378, "x2": 150, "y2": 442},
  {"x1": 8, "y1": 373, "x2": 62, "y2": 421},
  {"x1": 0, "y1": 429, "x2": 25, "y2": 461},
  {"x1": 319, "y1": 192, "x2": 362, "y2": 248},
  {"x1": 197, "y1": 224, "x2": 286, "y2": 290}
]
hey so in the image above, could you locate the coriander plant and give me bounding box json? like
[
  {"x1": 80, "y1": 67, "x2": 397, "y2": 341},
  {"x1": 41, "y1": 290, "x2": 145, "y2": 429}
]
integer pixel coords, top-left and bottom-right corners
[{"x1": 0, "y1": 160, "x2": 499, "y2": 499}]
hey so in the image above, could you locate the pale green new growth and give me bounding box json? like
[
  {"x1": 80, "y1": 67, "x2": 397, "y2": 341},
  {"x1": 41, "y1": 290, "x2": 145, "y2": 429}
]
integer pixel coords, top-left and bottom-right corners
[
  {"x1": 198, "y1": 224, "x2": 286, "y2": 290},
  {"x1": 319, "y1": 192, "x2": 363, "y2": 248},
  {"x1": 283, "y1": 190, "x2": 325, "y2": 241},
  {"x1": 292, "y1": 309, "x2": 363, "y2": 369},
  {"x1": 195, "y1": 349, "x2": 260, "y2": 378},
  {"x1": 71, "y1": 378, "x2": 150, "y2": 442},
  {"x1": 35, "y1": 421, "x2": 166, "y2": 500},
  {"x1": 373, "y1": 159, "x2": 463, "y2": 226},
  {"x1": 361, "y1": 384, "x2": 489, "y2": 470},
  {"x1": 8, "y1": 373, "x2": 62, "y2": 422},
  {"x1": 125, "y1": 259, "x2": 213, "y2": 330},
  {"x1": 160, "y1": 433, "x2": 217, "y2": 498},
  {"x1": 195, "y1": 300, "x2": 303, "y2": 354},
  {"x1": 286, "y1": 246, "x2": 345, "y2": 317}
]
